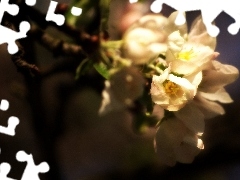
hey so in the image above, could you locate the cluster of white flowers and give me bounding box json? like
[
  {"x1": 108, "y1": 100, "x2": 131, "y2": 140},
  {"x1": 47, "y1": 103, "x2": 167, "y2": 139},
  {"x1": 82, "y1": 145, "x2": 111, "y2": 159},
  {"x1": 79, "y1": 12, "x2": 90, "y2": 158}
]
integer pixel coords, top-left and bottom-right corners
[{"x1": 98, "y1": 12, "x2": 239, "y2": 166}]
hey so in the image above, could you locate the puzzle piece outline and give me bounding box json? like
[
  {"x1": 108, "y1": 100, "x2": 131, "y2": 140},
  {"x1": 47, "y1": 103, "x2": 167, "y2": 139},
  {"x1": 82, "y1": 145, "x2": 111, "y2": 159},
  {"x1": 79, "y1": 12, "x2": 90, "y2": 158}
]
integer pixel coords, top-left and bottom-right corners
[
  {"x1": 150, "y1": 0, "x2": 240, "y2": 37},
  {"x1": 0, "y1": 150, "x2": 49, "y2": 180},
  {"x1": 16, "y1": 151, "x2": 50, "y2": 180},
  {"x1": 0, "y1": 0, "x2": 32, "y2": 54},
  {"x1": 0, "y1": 162, "x2": 16, "y2": 180},
  {"x1": 0, "y1": 100, "x2": 19, "y2": 136},
  {"x1": 46, "y1": 1, "x2": 65, "y2": 26}
]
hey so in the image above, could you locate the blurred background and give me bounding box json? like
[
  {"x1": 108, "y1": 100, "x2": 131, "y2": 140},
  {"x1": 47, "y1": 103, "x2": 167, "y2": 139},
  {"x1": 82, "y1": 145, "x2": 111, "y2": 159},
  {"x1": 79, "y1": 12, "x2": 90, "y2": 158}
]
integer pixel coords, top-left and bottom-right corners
[{"x1": 1, "y1": 0, "x2": 240, "y2": 179}]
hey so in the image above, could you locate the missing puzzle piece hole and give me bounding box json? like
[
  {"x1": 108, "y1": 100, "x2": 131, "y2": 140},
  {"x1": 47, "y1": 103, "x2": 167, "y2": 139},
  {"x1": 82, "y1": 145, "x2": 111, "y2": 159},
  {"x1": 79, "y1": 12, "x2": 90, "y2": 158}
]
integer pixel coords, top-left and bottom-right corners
[
  {"x1": 7, "y1": 21, "x2": 30, "y2": 54},
  {"x1": 25, "y1": 0, "x2": 36, "y2": 6},
  {"x1": 0, "y1": 99, "x2": 9, "y2": 111},
  {"x1": 19, "y1": 21, "x2": 30, "y2": 32},
  {"x1": 228, "y1": 23, "x2": 240, "y2": 35},
  {"x1": 7, "y1": 3, "x2": 19, "y2": 16}
]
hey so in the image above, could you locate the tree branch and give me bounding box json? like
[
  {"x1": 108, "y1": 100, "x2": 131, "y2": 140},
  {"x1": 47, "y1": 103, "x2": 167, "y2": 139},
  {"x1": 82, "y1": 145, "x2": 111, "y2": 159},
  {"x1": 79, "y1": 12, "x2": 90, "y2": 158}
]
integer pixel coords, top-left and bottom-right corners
[{"x1": 29, "y1": 24, "x2": 87, "y2": 57}]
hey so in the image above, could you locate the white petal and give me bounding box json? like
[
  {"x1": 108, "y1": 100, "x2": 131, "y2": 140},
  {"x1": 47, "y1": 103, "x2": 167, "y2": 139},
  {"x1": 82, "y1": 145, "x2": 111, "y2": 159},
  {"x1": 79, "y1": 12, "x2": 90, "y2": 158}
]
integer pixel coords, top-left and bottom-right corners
[
  {"x1": 175, "y1": 103, "x2": 205, "y2": 134},
  {"x1": 213, "y1": 61, "x2": 239, "y2": 82},
  {"x1": 193, "y1": 94, "x2": 225, "y2": 119},
  {"x1": 155, "y1": 118, "x2": 188, "y2": 165},
  {"x1": 169, "y1": 74, "x2": 194, "y2": 89},
  {"x1": 190, "y1": 71, "x2": 203, "y2": 87},
  {"x1": 122, "y1": 14, "x2": 169, "y2": 64},
  {"x1": 183, "y1": 135, "x2": 204, "y2": 149},
  {"x1": 168, "y1": 30, "x2": 185, "y2": 52},
  {"x1": 168, "y1": 74, "x2": 196, "y2": 97},
  {"x1": 153, "y1": 68, "x2": 169, "y2": 83},
  {"x1": 200, "y1": 88, "x2": 233, "y2": 103},
  {"x1": 174, "y1": 141, "x2": 201, "y2": 164},
  {"x1": 151, "y1": 87, "x2": 170, "y2": 105},
  {"x1": 166, "y1": 11, "x2": 187, "y2": 36},
  {"x1": 188, "y1": 16, "x2": 216, "y2": 50},
  {"x1": 149, "y1": 43, "x2": 167, "y2": 54},
  {"x1": 166, "y1": 56, "x2": 198, "y2": 75},
  {"x1": 99, "y1": 81, "x2": 124, "y2": 115},
  {"x1": 200, "y1": 61, "x2": 239, "y2": 93}
]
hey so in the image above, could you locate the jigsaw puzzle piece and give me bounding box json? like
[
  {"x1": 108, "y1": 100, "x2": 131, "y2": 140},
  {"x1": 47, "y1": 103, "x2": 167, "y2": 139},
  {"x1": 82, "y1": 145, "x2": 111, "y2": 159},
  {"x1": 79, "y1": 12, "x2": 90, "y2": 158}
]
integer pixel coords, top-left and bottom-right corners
[
  {"x1": 0, "y1": 0, "x2": 19, "y2": 22},
  {"x1": 0, "y1": 21, "x2": 30, "y2": 54},
  {"x1": 46, "y1": 1, "x2": 65, "y2": 26},
  {"x1": 0, "y1": 163, "x2": 16, "y2": 180},
  {"x1": 16, "y1": 151, "x2": 49, "y2": 180},
  {"x1": 25, "y1": 0, "x2": 36, "y2": 6}
]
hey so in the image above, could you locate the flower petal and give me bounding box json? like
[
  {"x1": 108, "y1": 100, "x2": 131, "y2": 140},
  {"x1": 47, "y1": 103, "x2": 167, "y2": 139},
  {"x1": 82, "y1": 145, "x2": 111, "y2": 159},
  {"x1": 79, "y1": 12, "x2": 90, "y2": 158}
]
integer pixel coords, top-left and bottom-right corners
[
  {"x1": 174, "y1": 141, "x2": 201, "y2": 164},
  {"x1": 193, "y1": 93, "x2": 225, "y2": 119},
  {"x1": 99, "y1": 81, "x2": 125, "y2": 115},
  {"x1": 169, "y1": 74, "x2": 196, "y2": 97},
  {"x1": 168, "y1": 30, "x2": 185, "y2": 53},
  {"x1": 200, "y1": 61, "x2": 239, "y2": 93},
  {"x1": 155, "y1": 117, "x2": 188, "y2": 166},
  {"x1": 175, "y1": 103, "x2": 205, "y2": 134},
  {"x1": 122, "y1": 14, "x2": 169, "y2": 64},
  {"x1": 183, "y1": 135, "x2": 204, "y2": 149},
  {"x1": 199, "y1": 88, "x2": 233, "y2": 103},
  {"x1": 122, "y1": 28, "x2": 166, "y2": 64},
  {"x1": 166, "y1": 43, "x2": 214, "y2": 75},
  {"x1": 186, "y1": 71, "x2": 203, "y2": 87},
  {"x1": 166, "y1": 11, "x2": 187, "y2": 37},
  {"x1": 188, "y1": 16, "x2": 216, "y2": 50}
]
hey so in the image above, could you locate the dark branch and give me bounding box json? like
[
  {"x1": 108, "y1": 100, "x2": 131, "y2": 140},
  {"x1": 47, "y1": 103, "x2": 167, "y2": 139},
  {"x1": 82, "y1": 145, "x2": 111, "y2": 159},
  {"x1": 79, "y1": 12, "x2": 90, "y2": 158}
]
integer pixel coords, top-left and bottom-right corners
[
  {"x1": 3, "y1": 21, "x2": 41, "y2": 78},
  {"x1": 29, "y1": 25, "x2": 87, "y2": 57},
  {"x1": 22, "y1": 4, "x2": 100, "y2": 54}
]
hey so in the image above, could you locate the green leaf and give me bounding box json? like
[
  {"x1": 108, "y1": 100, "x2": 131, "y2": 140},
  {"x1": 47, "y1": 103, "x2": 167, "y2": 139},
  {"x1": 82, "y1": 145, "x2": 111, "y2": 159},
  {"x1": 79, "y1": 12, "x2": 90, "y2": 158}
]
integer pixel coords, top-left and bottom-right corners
[
  {"x1": 75, "y1": 58, "x2": 93, "y2": 80},
  {"x1": 94, "y1": 62, "x2": 110, "y2": 79}
]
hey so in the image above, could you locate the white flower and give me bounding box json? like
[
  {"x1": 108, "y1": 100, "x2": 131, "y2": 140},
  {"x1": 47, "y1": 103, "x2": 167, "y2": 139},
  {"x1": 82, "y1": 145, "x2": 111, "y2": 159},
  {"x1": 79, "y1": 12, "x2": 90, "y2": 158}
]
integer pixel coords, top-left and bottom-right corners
[
  {"x1": 122, "y1": 14, "x2": 169, "y2": 64},
  {"x1": 99, "y1": 67, "x2": 145, "y2": 115},
  {"x1": 150, "y1": 67, "x2": 198, "y2": 111},
  {"x1": 166, "y1": 16, "x2": 216, "y2": 76},
  {"x1": 189, "y1": 60, "x2": 239, "y2": 119},
  {"x1": 166, "y1": 31, "x2": 215, "y2": 76},
  {"x1": 174, "y1": 103, "x2": 205, "y2": 135},
  {"x1": 154, "y1": 116, "x2": 204, "y2": 166},
  {"x1": 173, "y1": 60, "x2": 239, "y2": 131},
  {"x1": 199, "y1": 60, "x2": 239, "y2": 93}
]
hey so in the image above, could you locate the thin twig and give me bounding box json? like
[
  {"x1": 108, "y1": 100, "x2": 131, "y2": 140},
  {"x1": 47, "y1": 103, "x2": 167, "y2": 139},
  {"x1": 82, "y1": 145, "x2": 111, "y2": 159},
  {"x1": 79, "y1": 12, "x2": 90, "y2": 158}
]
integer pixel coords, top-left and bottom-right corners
[
  {"x1": 29, "y1": 24, "x2": 87, "y2": 57},
  {"x1": 22, "y1": 4, "x2": 100, "y2": 54},
  {"x1": 3, "y1": 21, "x2": 41, "y2": 78}
]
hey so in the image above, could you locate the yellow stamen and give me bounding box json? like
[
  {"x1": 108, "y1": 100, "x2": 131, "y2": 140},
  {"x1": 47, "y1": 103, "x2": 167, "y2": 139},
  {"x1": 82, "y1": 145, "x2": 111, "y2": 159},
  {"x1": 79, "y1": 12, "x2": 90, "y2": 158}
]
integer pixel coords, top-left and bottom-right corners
[
  {"x1": 178, "y1": 48, "x2": 196, "y2": 61},
  {"x1": 163, "y1": 80, "x2": 180, "y2": 95}
]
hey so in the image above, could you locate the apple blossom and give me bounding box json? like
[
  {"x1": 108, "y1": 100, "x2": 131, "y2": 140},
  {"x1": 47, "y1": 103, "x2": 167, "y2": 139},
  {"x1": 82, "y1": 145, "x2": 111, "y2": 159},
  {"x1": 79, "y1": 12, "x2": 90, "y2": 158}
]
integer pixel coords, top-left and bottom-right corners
[
  {"x1": 98, "y1": 10, "x2": 239, "y2": 167},
  {"x1": 154, "y1": 117, "x2": 203, "y2": 166},
  {"x1": 150, "y1": 67, "x2": 198, "y2": 111},
  {"x1": 166, "y1": 16, "x2": 217, "y2": 76},
  {"x1": 121, "y1": 14, "x2": 169, "y2": 64}
]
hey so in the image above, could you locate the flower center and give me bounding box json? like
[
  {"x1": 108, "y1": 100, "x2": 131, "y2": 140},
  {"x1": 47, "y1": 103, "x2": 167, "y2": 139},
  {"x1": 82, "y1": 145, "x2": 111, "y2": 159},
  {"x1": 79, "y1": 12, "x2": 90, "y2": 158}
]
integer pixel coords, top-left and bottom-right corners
[
  {"x1": 177, "y1": 48, "x2": 195, "y2": 61},
  {"x1": 163, "y1": 80, "x2": 180, "y2": 95}
]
